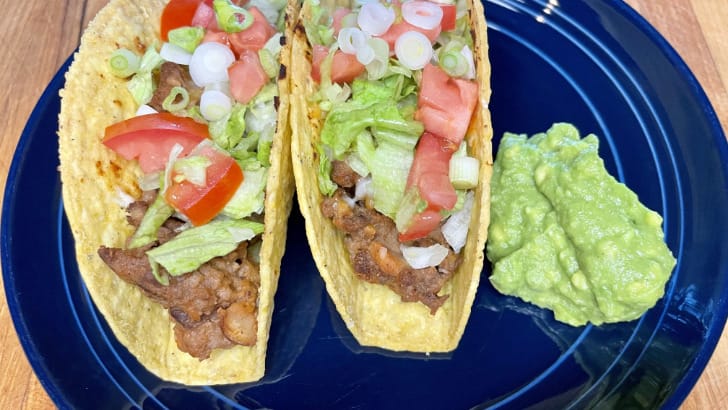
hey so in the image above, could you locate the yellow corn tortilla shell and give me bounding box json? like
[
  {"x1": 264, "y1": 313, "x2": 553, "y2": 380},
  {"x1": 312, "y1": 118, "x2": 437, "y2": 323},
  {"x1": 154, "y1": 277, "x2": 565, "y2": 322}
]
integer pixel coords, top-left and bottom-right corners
[
  {"x1": 290, "y1": 0, "x2": 493, "y2": 352},
  {"x1": 58, "y1": 0, "x2": 297, "y2": 384}
]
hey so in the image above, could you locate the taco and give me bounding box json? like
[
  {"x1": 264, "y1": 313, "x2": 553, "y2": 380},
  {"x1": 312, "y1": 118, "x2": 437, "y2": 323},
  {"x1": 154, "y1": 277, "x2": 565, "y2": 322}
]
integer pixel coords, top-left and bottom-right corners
[
  {"x1": 58, "y1": 0, "x2": 297, "y2": 384},
  {"x1": 290, "y1": 0, "x2": 493, "y2": 352}
]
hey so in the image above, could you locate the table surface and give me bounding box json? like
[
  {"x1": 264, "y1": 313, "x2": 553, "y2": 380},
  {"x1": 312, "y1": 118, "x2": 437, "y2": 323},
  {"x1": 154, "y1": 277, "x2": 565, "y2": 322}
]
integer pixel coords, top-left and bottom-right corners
[{"x1": 1, "y1": 0, "x2": 727, "y2": 408}]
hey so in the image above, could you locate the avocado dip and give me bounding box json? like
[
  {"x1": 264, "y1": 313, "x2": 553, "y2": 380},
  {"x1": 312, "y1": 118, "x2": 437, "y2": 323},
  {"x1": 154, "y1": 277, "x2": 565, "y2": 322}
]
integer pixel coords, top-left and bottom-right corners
[{"x1": 486, "y1": 123, "x2": 676, "y2": 326}]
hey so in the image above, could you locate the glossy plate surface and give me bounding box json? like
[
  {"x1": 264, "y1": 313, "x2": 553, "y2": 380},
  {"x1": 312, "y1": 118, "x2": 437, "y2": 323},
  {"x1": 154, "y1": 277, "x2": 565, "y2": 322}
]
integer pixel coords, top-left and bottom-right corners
[{"x1": 3, "y1": 0, "x2": 728, "y2": 408}]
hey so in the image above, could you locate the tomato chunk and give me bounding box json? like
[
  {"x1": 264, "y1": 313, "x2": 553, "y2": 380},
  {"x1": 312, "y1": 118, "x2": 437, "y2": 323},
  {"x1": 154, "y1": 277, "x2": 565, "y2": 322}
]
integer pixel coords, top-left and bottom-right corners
[
  {"x1": 191, "y1": 1, "x2": 220, "y2": 30},
  {"x1": 161, "y1": 0, "x2": 203, "y2": 41},
  {"x1": 228, "y1": 7, "x2": 276, "y2": 54},
  {"x1": 399, "y1": 132, "x2": 458, "y2": 241},
  {"x1": 332, "y1": 7, "x2": 352, "y2": 36},
  {"x1": 165, "y1": 144, "x2": 243, "y2": 226},
  {"x1": 399, "y1": 209, "x2": 442, "y2": 242},
  {"x1": 416, "y1": 63, "x2": 478, "y2": 144},
  {"x1": 407, "y1": 132, "x2": 458, "y2": 210},
  {"x1": 311, "y1": 45, "x2": 366, "y2": 84},
  {"x1": 439, "y1": 4, "x2": 457, "y2": 32},
  {"x1": 228, "y1": 49, "x2": 268, "y2": 104},
  {"x1": 103, "y1": 113, "x2": 209, "y2": 174}
]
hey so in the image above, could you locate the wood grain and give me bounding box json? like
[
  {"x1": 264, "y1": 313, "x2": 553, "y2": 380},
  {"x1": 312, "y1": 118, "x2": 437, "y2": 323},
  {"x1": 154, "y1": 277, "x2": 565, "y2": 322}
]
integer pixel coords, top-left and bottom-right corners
[{"x1": 0, "y1": 0, "x2": 726, "y2": 408}]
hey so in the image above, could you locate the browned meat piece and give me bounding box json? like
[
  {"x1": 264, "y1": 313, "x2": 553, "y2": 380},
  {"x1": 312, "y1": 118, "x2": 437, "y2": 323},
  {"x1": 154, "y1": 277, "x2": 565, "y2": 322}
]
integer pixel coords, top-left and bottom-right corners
[
  {"x1": 126, "y1": 200, "x2": 148, "y2": 227},
  {"x1": 331, "y1": 160, "x2": 360, "y2": 188},
  {"x1": 173, "y1": 311, "x2": 235, "y2": 360},
  {"x1": 321, "y1": 189, "x2": 461, "y2": 314},
  {"x1": 149, "y1": 62, "x2": 202, "y2": 112},
  {"x1": 98, "y1": 237, "x2": 260, "y2": 359}
]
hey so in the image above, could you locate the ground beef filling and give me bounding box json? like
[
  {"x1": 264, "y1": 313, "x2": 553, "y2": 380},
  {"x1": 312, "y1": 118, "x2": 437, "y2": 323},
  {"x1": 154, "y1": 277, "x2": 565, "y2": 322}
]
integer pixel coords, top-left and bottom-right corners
[
  {"x1": 98, "y1": 191, "x2": 260, "y2": 360},
  {"x1": 321, "y1": 161, "x2": 463, "y2": 314}
]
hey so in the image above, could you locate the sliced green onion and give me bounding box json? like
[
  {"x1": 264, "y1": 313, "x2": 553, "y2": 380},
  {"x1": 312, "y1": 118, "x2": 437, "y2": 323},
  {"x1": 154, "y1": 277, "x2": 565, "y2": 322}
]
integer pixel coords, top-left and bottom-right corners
[
  {"x1": 365, "y1": 37, "x2": 390, "y2": 80},
  {"x1": 200, "y1": 89, "x2": 232, "y2": 122},
  {"x1": 449, "y1": 155, "x2": 479, "y2": 189},
  {"x1": 439, "y1": 49, "x2": 468, "y2": 77},
  {"x1": 258, "y1": 48, "x2": 279, "y2": 78},
  {"x1": 162, "y1": 86, "x2": 190, "y2": 112},
  {"x1": 168, "y1": 26, "x2": 205, "y2": 53},
  {"x1": 395, "y1": 31, "x2": 433, "y2": 70},
  {"x1": 214, "y1": 0, "x2": 254, "y2": 33},
  {"x1": 109, "y1": 48, "x2": 140, "y2": 78},
  {"x1": 338, "y1": 27, "x2": 367, "y2": 55}
]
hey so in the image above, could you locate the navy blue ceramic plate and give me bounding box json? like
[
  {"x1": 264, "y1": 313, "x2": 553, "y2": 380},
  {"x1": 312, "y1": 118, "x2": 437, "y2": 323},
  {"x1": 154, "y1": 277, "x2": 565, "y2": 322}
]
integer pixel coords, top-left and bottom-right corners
[{"x1": 3, "y1": 0, "x2": 728, "y2": 408}]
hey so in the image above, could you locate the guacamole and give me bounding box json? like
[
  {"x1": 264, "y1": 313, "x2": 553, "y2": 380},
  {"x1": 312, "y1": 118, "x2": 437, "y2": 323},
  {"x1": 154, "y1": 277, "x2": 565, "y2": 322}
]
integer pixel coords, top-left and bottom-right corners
[{"x1": 486, "y1": 123, "x2": 676, "y2": 326}]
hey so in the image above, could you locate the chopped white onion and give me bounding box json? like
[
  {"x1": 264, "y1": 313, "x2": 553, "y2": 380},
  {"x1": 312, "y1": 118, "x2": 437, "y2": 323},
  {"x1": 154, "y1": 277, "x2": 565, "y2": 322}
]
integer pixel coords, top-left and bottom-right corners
[
  {"x1": 461, "y1": 45, "x2": 476, "y2": 80},
  {"x1": 356, "y1": 44, "x2": 376, "y2": 65},
  {"x1": 138, "y1": 171, "x2": 162, "y2": 191},
  {"x1": 395, "y1": 31, "x2": 433, "y2": 70},
  {"x1": 338, "y1": 27, "x2": 368, "y2": 55},
  {"x1": 160, "y1": 42, "x2": 192, "y2": 65},
  {"x1": 357, "y1": 2, "x2": 395, "y2": 36},
  {"x1": 114, "y1": 187, "x2": 136, "y2": 208},
  {"x1": 200, "y1": 89, "x2": 232, "y2": 122},
  {"x1": 401, "y1": 0, "x2": 443, "y2": 30},
  {"x1": 135, "y1": 104, "x2": 158, "y2": 116},
  {"x1": 162, "y1": 143, "x2": 185, "y2": 194},
  {"x1": 442, "y1": 191, "x2": 474, "y2": 253},
  {"x1": 400, "y1": 244, "x2": 449, "y2": 269},
  {"x1": 189, "y1": 42, "x2": 235, "y2": 87},
  {"x1": 354, "y1": 175, "x2": 373, "y2": 201}
]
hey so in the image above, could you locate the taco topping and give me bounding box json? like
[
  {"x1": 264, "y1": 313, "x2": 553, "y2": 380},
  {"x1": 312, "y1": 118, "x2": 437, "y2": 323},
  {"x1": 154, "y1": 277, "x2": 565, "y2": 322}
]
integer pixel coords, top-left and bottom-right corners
[
  {"x1": 97, "y1": 0, "x2": 287, "y2": 359},
  {"x1": 305, "y1": 0, "x2": 480, "y2": 312}
]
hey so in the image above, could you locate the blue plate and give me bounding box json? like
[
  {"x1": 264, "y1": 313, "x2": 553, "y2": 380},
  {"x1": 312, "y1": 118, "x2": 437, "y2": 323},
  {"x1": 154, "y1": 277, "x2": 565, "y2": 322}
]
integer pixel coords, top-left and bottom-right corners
[{"x1": 3, "y1": 0, "x2": 728, "y2": 408}]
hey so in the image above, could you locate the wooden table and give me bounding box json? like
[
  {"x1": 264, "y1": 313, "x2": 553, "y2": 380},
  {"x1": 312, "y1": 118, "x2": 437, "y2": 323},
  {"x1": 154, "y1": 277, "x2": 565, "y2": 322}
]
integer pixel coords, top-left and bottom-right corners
[{"x1": 1, "y1": 0, "x2": 726, "y2": 408}]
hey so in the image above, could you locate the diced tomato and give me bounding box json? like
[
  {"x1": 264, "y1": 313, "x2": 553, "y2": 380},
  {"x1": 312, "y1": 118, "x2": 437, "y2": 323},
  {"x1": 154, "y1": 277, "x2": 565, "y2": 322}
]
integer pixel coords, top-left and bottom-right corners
[
  {"x1": 407, "y1": 132, "x2": 458, "y2": 210},
  {"x1": 165, "y1": 144, "x2": 243, "y2": 226},
  {"x1": 332, "y1": 7, "x2": 352, "y2": 36},
  {"x1": 201, "y1": 30, "x2": 230, "y2": 47},
  {"x1": 399, "y1": 209, "x2": 442, "y2": 242},
  {"x1": 377, "y1": 21, "x2": 441, "y2": 52},
  {"x1": 160, "y1": 0, "x2": 203, "y2": 41},
  {"x1": 228, "y1": 7, "x2": 276, "y2": 54},
  {"x1": 311, "y1": 45, "x2": 366, "y2": 84},
  {"x1": 103, "y1": 113, "x2": 209, "y2": 174},
  {"x1": 439, "y1": 4, "x2": 457, "y2": 32},
  {"x1": 398, "y1": 132, "x2": 458, "y2": 241},
  {"x1": 191, "y1": 1, "x2": 220, "y2": 30},
  {"x1": 415, "y1": 63, "x2": 478, "y2": 144},
  {"x1": 228, "y1": 49, "x2": 268, "y2": 104}
]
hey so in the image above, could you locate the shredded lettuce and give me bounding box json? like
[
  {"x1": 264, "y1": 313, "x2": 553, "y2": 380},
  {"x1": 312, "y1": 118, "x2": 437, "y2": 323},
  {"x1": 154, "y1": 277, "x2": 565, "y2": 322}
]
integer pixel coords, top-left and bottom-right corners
[
  {"x1": 168, "y1": 26, "x2": 204, "y2": 53},
  {"x1": 222, "y1": 167, "x2": 268, "y2": 218},
  {"x1": 147, "y1": 219, "x2": 264, "y2": 284},
  {"x1": 126, "y1": 46, "x2": 164, "y2": 105},
  {"x1": 127, "y1": 193, "x2": 175, "y2": 249},
  {"x1": 302, "y1": 0, "x2": 335, "y2": 47}
]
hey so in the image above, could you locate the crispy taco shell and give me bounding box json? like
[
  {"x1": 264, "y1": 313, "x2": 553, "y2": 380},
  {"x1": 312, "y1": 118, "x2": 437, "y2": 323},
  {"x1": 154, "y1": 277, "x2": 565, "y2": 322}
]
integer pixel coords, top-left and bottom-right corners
[
  {"x1": 58, "y1": 0, "x2": 297, "y2": 384},
  {"x1": 290, "y1": 0, "x2": 493, "y2": 352}
]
